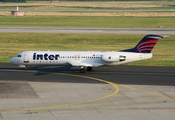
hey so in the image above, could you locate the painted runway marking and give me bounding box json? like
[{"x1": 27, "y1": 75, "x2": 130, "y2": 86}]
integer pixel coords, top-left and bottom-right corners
[
  {"x1": 0, "y1": 69, "x2": 120, "y2": 113},
  {"x1": 119, "y1": 84, "x2": 175, "y2": 101},
  {"x1": 0, "y1": 69, "x2": 175, "y2": 114}
]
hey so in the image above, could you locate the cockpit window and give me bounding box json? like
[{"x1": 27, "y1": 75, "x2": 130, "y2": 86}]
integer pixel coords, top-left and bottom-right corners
[{"x1": 17, "y1": 55, "x2": 21, "y2": 57}]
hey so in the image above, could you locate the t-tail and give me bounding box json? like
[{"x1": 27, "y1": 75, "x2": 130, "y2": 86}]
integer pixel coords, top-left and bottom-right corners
[{"x1": 120, "y1": 34, "x2": 163, "y2": 53}]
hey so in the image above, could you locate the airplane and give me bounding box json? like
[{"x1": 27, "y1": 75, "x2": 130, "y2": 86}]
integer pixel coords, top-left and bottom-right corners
[{"x1": 10, "y1": 34, "x2": 163, "y2": 73}]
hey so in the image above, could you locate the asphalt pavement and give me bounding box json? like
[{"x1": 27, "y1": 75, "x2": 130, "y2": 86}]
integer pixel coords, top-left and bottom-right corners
[{"x1": 0, "y1": 63, "x2": 175, "y2": 120}]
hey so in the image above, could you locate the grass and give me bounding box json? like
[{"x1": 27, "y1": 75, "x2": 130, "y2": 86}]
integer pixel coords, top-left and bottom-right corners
[
  {"x1": 0, "y1": 33, "x2": 174, "y2": 66},
  {"x1": 0, "y1": 2, "x2": 175, "y2": 66},
  {"x1": 0, "y1": 1, "x2": 173, "y2": 10},
  {"x1": 1, "y1": 1, "x2": 175, "y2": 17},
  {"x1": 0, "y1": 16, "x2": 175, "y2": 28}
]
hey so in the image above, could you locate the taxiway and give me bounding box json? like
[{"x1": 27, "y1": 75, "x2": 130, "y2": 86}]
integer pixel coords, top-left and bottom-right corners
[
  {"x1": 0, "y1": 63, "x2": 175, "y2": 120},
  {"x1": 0, "y1": 27, "x2": 175, "y2": 34}
]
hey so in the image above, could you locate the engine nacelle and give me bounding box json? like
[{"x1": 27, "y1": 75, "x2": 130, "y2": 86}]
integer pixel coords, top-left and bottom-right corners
[{"x1": 101, "y1": 54, "x2": 126, "y2": 62}]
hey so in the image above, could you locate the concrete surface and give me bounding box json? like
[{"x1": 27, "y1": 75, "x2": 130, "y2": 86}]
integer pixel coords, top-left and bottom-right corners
[{"x1": 0, "y1": 63, "x2": 175, "y2": 120}]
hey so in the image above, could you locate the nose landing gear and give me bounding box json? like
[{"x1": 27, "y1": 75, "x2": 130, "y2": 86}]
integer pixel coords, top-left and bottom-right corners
[{"x1": 25, "y1": 65, "x2": 27, "y2": 71}]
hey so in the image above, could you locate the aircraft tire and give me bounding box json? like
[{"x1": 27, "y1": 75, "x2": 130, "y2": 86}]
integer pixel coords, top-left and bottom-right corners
[
  {"x1": 80, "y1": 69, "x2": 86, "y2": 73},
  {"x1": 87, "y1": 67, "x2": 92, "y2": 71},
  {"x1": 25, "y1": 65, "x2": 27, "y2": 71}
]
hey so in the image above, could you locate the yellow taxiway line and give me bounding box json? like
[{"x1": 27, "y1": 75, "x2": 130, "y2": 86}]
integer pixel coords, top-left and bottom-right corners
[{"x1": 0, "y1": 70, "x2": 120, "y2": 113}]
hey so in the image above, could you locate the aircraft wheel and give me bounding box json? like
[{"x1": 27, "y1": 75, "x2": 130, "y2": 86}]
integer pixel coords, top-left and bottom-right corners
[
  {"x1": 87, "y1": 67, "x2": 92, "y2": 71},
  {"x1": 80, "y1": 68, "x2": 86, "y2": 73}
]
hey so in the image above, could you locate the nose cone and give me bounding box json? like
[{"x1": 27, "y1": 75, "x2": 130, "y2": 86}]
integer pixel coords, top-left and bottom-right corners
[{"x1": 10, "y1": 57, "x2": 18, "y2": 64}]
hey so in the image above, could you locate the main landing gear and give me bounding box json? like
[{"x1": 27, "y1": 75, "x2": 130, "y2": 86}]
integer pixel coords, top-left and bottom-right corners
[
  {"x1": 80, "y1": 67, "x2": 92, "y2": 73},
  {"x1": 87, "y1": 67, "x2": 92, "y2": 71},
  {"x1": 80, "y1": 68, "x2": 86, "y2": 73}
]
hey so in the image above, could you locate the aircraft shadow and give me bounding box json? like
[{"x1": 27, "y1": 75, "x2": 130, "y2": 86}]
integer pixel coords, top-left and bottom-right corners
[{"x1": 0, "y1": 63, "x2": 175, "y2": 86}]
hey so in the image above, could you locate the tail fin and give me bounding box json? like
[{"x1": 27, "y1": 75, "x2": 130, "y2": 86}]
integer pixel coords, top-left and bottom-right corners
[{"x1": 120, "y1": 34, "x2": 163, "y2": 53}]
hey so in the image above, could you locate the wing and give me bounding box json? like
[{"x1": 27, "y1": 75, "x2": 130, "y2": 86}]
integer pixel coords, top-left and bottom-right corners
[{"x1": 67, "y1": 61, "x2": 93, "y2": 67}]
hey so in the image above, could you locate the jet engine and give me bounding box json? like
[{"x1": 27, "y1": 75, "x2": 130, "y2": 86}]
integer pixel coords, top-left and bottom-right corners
[{"x1": 101, "y1": 55, "x2": 126, "y2": 62}]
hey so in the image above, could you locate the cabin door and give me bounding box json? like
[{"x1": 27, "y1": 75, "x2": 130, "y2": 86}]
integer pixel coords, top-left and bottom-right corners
[{"x1": 24, "y1": 52, "x2": 29, "y2": 63}]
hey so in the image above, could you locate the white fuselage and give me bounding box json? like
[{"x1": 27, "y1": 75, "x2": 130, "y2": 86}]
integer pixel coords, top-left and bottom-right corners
[{"x1": 10, "y1": 51, "x2": 152, "y2": 67}]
